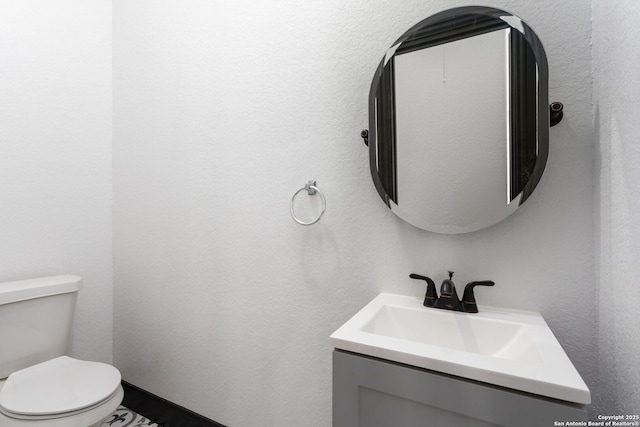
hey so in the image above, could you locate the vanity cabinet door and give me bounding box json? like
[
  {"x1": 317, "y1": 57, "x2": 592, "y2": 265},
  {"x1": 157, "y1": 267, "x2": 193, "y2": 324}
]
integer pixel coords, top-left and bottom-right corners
[{"x1": 333, "y1": 350, "x2": 586, "y2": 427}]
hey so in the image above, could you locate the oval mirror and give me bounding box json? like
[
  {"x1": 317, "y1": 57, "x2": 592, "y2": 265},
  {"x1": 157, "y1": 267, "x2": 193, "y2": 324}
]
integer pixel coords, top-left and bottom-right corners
[{"x1": 368, "y1": 6, "x2": 549, "y2": 233}]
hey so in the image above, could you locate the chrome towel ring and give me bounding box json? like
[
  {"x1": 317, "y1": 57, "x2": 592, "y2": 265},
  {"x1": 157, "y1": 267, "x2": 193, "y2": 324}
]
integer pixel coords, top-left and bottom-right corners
[{"x1": 290, "y1": 180, "x2": 326, "y2": 225}]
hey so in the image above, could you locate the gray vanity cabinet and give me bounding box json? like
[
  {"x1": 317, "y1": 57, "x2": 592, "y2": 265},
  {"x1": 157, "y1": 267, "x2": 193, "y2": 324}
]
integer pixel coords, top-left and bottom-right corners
[{"x1": 333, "y1": 350, "x2": 587, "y2": 427}]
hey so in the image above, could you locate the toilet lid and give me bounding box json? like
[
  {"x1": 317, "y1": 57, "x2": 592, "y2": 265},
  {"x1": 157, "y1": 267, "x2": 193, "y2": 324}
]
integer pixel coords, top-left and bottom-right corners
[{"x1": 0, "y1": 356, "x2": 121, "y2": 417}]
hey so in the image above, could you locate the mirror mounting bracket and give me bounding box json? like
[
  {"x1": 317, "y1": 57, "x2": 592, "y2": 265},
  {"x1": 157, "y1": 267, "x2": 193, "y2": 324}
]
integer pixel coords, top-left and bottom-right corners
[
  {"x1": 550, "y1": 102, "x2": 564, "y2": 127},
  {"x1": 360, "y1": 129, "x2": 369, "y2": 146}
]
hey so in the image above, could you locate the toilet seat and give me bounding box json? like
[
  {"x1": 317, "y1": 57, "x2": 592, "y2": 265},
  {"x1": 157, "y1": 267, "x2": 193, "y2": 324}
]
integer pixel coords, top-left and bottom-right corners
[
  {"x1": 2, "y1": 388, "x2": 121, "y2": 421},
  {"x1": 0, "y1": 383, "x2": 123, "y2": 427},
  {"x1": 0, "y1": 356, "x2": 121, "y2": 419}
]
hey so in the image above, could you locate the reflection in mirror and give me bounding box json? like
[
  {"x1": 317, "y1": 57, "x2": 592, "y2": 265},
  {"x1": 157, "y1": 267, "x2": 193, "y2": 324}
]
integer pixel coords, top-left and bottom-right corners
[{"x1": 369, "y1": 7, "x2": 549, "y2": 233}]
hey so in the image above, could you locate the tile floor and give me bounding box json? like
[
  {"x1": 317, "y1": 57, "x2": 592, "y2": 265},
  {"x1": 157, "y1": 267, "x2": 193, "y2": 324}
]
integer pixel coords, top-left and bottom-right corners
[{"x1": 100, "y1": 405, "x2": 162, "y2": 426}]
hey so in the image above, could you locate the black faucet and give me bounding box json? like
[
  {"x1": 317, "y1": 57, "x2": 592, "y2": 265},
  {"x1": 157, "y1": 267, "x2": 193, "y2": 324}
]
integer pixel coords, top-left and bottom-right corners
[{"x1": 409, "y1": 272, "x2": 494, "y2": 313}]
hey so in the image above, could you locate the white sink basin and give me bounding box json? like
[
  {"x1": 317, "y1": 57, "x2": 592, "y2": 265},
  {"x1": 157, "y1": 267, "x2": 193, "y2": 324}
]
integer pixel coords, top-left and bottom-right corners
[{"x1": 330, "y1": 293, "x2": 590, "y2": 404}]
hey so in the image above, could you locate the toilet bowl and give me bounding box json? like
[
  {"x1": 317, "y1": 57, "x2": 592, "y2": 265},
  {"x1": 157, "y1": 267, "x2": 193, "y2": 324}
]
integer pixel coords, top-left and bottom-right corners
[{"x1": 0, "y1": 275, "x2": 124, "y2": 427}]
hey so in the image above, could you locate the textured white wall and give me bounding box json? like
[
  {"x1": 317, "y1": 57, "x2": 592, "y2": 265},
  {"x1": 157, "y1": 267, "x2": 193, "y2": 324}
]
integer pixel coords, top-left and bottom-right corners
[
  {"x1": 593, "y1": 0, "x2": 640, "y2": 415},
  {"x1": 0, "y1": 0, "x2": 113, "y2": 363},
  {"x1": 113, "y1": 0, "x2": 597, "y2": 425}
]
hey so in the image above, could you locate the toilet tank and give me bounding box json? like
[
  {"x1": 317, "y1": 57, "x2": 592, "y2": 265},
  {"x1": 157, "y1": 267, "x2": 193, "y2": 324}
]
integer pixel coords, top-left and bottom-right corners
[{"x1": 0, "y1": 275, "x2": 82, "y2": 379}]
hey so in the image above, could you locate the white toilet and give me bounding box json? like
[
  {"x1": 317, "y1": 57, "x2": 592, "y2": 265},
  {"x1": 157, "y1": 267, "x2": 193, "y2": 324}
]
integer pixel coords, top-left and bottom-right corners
[{"x1": 0, "y1": 275, "x2": 123, "y2": 427}]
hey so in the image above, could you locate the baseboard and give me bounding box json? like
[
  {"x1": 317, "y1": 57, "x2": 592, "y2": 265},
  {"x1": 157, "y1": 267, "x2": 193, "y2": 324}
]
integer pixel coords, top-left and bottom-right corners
[{"x1": 121, "y1": 381, "x2": 226, "y2": 427}]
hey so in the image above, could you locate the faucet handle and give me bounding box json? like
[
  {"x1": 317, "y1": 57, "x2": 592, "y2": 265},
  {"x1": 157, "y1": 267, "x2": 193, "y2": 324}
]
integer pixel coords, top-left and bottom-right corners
[
  {"x1": 461, "y1": 281, "x2": 495, "y2": 313},
  {"x1": 409, "y1": 274, "x2": 437, "y2": 307}
]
